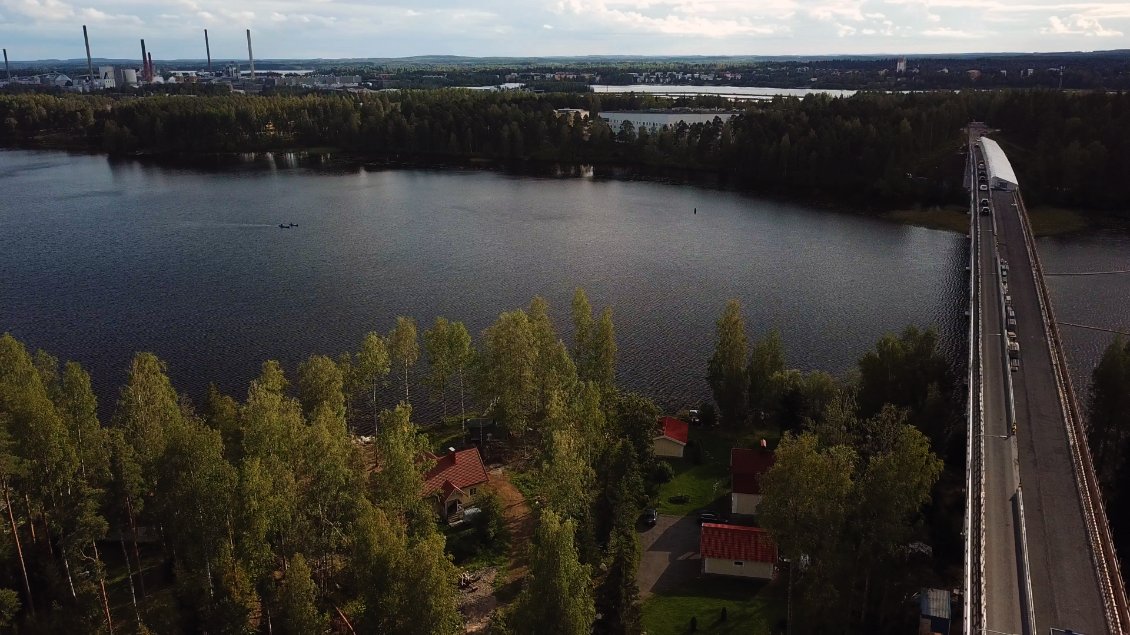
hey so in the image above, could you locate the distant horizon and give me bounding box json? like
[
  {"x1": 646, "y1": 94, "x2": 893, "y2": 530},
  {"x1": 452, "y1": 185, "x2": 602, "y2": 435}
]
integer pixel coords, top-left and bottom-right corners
[
  {"x1": 6, "y1": 49, "x2": 1129, "y2": 67},
  {"x1": 1, "y1": 0, "x2": 1128, "y2": 61}
]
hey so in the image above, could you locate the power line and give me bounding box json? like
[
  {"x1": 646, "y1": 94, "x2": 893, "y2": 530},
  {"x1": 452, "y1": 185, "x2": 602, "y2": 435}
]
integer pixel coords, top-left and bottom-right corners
[{"x1": 1058, "y1": 321, "x2": 1130, "y2": 336}]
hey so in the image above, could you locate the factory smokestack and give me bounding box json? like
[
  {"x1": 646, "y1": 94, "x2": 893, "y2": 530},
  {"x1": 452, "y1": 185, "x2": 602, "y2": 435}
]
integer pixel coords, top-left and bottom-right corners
[
  {"x1": 246, "y1": 29, "x2": 255, "y2": 79},
  {"x1": 3, "y1": 49, "x2": 10, "y2": 83},
  {"x1": 204, "y1": 29, "x2": 212, "y2": 71},
  {"x1": 140, "y1": 39, "x2": 148, "y2": 81},
  {"x1": 148, "y1": 52, "x2": 154, "y2": 80},
  {"x1": 83, "y1": 25, "x2": 93, "y2": 83}
]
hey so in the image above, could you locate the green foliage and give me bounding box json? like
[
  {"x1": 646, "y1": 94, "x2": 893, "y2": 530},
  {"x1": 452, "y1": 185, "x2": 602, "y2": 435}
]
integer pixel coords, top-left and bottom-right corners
[
  {"x1": 424, "y1": 317, "x2": 473, "y2": 421},
  {"x1": 760, "y1": 403, "x2": 943, "y2": 630},
  {"x1": 371, "y1": 404, "x2": 432, "y2": 531},
  {"x1": 857, "y1": 326, "x2": 955, "y2": 454},
  {"x1": 1088, "y1": 336, "x2": 1130, "y2": 489},
  {"x1": 0, "y1": 589, "x2": 19, "y2": 627},
  {"x1": 276, "y1": 554, "x2": 325, "y2": 635},
  {"x1": 746, "y1": 329, "x2": 785, "y2": 418},
  {"x1": 297, "y1": 354, "x2": 346, "y2": 422},
  {"x1": 4, "y1": 90, "x2": 1130, "y2": 209},
  {"x1": 475, "y1": 309, "x2": 538, "y2": 437},
  {"x1": 596, "y1": 518, "x2": 643, "y2": 635},
  {"x1": 389, "y1": 316, "x2": 421, "y2": 403},
  {"x1": 511, "y1": 510, "x2": 595, "y2": 635},
  {"x1": 707, "y1": 300, "x2": 748, "y2": 425}
]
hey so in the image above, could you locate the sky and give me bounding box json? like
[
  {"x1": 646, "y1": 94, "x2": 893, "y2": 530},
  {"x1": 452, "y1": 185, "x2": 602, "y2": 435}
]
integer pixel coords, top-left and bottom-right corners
[{"x1": 0, "y1": 0, "x2": 1128, "y2": 61}]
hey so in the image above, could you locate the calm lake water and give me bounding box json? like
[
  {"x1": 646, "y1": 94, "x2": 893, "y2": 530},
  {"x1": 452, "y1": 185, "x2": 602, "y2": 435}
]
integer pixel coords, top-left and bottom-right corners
[
  {"x1": 0, "y1": 148, "x2": 1073, "y2": 423},
  {"x1": 590, "y1": 85, "x2": 858, "y2": 99}
]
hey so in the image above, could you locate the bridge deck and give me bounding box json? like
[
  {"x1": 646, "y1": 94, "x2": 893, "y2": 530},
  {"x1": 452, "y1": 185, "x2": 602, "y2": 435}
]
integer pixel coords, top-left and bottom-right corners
[{"x1": 993, "y1": 184, "x2": 1109, "y2": 634}]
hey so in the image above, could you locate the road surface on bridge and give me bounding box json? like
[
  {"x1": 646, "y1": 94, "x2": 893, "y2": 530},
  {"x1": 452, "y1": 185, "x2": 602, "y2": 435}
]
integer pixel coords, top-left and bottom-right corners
[{"x1": 989, "y1": 180, "x2": 1108, "y2": 634}]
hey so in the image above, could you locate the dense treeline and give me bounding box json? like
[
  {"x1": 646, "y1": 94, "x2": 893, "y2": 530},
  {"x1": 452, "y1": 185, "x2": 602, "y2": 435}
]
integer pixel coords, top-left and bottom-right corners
[
  {"x1": 707, "y1": 301, "x2": 958, "y2": 632},
  {"x1": 0, "y1": 288, "x2": 655, "y2": 633},
  {"x1": 2, "y1": 89, "x2": 1129, "y2": 210},
  {"x1": 1086, "y1": 336, "x2": 1130, "y2": 572}
]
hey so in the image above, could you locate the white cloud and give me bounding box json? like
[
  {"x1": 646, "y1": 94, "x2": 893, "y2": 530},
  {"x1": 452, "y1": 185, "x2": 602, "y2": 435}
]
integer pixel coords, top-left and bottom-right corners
[
  {"x1": 920, "y1": 26, "x2": 980, "y2": 37},
  {"x1": 1042, "y1": 13, "x2": 1123, "y2": 35},
  {"x1": 2, "y1": 0, "x2": 1130, "y2": 58}
]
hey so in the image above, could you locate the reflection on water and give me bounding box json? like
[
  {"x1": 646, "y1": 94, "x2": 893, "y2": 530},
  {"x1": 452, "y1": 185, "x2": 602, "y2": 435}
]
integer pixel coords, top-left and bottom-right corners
[{"x1": 2, "y1": 149, "x2": 967, "y2": 422}]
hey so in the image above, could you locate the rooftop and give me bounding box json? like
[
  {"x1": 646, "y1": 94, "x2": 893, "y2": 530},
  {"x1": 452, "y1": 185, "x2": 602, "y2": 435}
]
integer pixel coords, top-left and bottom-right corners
[
  {"x1": 700, "y1": 523, "x2": 778, "y2": 563},
  {"x1": 657, "y1": 416, "x2": 689, "y2": 445},
  {"x1": 423, "y1": 447, "x2": 489, "y2": 498},
  {"x1": 731, "y1": 447, "x2": 776, "y2": 495}
]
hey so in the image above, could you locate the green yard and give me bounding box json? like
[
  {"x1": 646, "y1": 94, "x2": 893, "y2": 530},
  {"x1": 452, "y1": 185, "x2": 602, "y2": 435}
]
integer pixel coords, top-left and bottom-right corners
[
  {"x1": 655, "y1": 425, "x2": 778, "y2": 516},
  {"x1": 642, "y1": 576, "x2": 785, "y2": 635}
]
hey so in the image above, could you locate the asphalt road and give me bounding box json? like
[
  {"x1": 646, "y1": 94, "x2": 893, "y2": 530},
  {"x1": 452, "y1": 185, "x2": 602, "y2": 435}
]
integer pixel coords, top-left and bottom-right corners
[
  {"x1": 976, "y1": 189, "x2": 1025, "y2": 633},
  {"x1": 990, "y1": 184, "x2": 1108, "y2": 634},
  {"x1": 637, "y1": 514, "x2": 702, "y2": 597}
]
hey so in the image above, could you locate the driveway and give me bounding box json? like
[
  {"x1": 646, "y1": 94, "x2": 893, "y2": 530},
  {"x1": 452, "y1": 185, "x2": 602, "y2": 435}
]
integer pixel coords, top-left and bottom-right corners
[{"x1": 637, "y1": 514, "x2": 701, "y2": 598}]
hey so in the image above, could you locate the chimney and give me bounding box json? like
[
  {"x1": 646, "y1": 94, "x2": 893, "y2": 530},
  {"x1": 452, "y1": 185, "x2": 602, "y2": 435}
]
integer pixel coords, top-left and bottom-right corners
[
  {"x1": 760, "y1": 438, "x2": 768, "y2": 449},
  {"x1": 3, "y1": 49, "x2": 10, "y2": 83},
  {"x1": 246, "y1": 29, "x2": 255, "y2": 79},
  {"x1": 204, "y1": 29, "x2": 212, "y2": 72},
  {"x1": 148, "y1": 52, "x2": 154, "y2": 80},
  {"x1": 140, "y1": 39, "x2": 148, "y2": 81},
  {"x1": 448, "y1": 447, "x2": 457, "y2": 461},
  {"x1": 82, "y1": 25, "x2": 93, "y2": 83}
]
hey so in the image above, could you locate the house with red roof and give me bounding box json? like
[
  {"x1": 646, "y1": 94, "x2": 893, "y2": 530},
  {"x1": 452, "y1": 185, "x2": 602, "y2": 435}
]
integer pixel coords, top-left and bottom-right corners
[
  {"x1": 653, "y1": 416, "x2": 689, "y2": 458},
  {"x1": 423, "y1": 447, "x2": 489, "y2": 522},
  {"x1": 730, "y1": 443, "x2": 776, "y2": 516},
  {"x1": 700, "y1": 523, "x2": 778, "y2": 579}
]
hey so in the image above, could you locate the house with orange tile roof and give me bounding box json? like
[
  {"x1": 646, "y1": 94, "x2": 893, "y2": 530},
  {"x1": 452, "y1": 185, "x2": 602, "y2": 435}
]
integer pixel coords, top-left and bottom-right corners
[
  {"x1": 653, "y1": 416, "x2": 689, "y2": 458},
  {"x1": 423, "y1": 447, "x2": 489, "y2": 522},
  {"x1": 700, "y1": 523, "x2": 778, "y2": 579}
]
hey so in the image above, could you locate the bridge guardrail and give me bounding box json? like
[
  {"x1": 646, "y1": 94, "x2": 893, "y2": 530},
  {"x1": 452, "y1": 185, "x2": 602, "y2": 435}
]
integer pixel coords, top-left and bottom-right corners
[
  {"x1": 1012, "y1": 191, "x2": 1129, "y2": 634},
  {"x1": 964, "y1": 144, "x2": 986, "y2": 635}
]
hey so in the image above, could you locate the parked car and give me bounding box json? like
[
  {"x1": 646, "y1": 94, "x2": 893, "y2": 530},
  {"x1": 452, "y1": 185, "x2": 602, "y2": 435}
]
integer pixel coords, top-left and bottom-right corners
[
  {"x1": 979, "y1": 184, "x2": 988, "y2": 191},
  {"x1": 644, "y1": 508, "x2": 658, "y2": 526},
  {"x1": 697, "y1": 511, "x2": 729, "y2": 525}
]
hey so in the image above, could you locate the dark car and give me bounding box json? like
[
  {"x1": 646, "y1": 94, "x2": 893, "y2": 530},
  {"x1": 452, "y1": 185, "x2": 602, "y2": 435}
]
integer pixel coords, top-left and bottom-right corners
[
  {"x1": 644, "y1": 508, "x2": 658, "y2": 526},
  {"x1": 697, "y1": 511, "x2": 728, "y2": 525}
]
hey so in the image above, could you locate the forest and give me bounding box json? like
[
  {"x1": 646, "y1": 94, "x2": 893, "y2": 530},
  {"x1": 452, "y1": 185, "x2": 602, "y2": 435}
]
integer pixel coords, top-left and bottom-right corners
[
  {"x1": 1, "y1": 89, "x2": 1129, "y2": 211},
  {"x1": 0, "y1": 284, "x2": 970, "y2": 633}
]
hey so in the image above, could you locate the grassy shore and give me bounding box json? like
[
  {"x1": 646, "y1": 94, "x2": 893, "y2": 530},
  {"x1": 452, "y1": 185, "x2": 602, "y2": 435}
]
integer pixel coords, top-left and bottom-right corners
[
  {"x1": 1027, "y1": 206, "x2": 1090, "y2": 236},
  {"x1": 882, "y1": 205, "x2": 970, "y2": 234}
]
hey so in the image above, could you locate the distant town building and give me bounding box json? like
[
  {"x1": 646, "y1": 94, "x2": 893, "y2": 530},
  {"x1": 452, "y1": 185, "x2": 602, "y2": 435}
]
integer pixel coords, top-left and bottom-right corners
[
  {"x1": 600, "y1": 110, "x2": 737, "y2": 136},
  {"x1": 966, "y1": 69, "x2": 982, "y2": 80},
  {"x1": 896, "y1": 57, "x2": 907, "y2": 74},
  {"x1": 553, "y1": 108, "x2": 589, "y2": 123}
]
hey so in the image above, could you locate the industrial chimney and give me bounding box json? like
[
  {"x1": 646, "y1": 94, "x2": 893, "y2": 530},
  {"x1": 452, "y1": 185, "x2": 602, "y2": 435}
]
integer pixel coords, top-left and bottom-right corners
[
  {"x1": 246, "y1": 29, "x2": 255, "y2": 79},
  {"x1": 82, "y1": 25, "x2": 93, "y2": 84},
  {"x1": 204, "y1": 29, "x2": 212, "y2": 72},
  {"x1": 3, "y1": 49, "x2": 10, "y2": 83},
  {"x1": 140, "y1": 39, "x2": 148, "y2": 81},
  {"x1": 148, "y1": 52, "x2": 154, "y2": 80}
]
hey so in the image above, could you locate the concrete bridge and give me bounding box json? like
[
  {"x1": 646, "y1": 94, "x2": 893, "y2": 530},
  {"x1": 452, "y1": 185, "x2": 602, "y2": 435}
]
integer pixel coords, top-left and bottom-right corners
[{"x1": 962, "y1": 124, "x2": 1129, "y2": 635}]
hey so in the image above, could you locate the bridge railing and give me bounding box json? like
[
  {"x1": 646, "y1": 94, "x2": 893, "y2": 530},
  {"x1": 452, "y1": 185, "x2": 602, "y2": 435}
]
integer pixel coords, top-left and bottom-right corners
[
  {"x1": 1012, "y1": 190, "x2": 1130, "y2": 634},
  {"x1": 963, "y1": 144, "x2": 986, "y2": 635}
]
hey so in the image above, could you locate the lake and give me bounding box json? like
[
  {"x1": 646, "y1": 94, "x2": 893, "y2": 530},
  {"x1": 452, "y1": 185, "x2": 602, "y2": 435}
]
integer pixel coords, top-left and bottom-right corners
[
  {"x1": 0, "y1": 148, "x2": 1056, "y2": 423},
  {"x1": 590, "y1": 85, "x2": 858, "y2": 99}
]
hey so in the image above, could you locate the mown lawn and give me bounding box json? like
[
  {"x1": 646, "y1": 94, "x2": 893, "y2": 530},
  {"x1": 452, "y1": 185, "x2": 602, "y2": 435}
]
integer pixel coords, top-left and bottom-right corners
[
  {"x1": 642, "y1": 576, "x2": 785, "y2": 635},
  {"x1": 655, "y1": 425, "x2": 779, "y2": 517}
]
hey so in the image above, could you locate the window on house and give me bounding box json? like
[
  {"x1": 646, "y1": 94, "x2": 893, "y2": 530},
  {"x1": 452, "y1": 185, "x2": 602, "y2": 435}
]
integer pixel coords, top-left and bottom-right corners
[
  {"x1": 470, "y1": 488, "x2": 477, "y2": 495},
  {"x1": 733, "y1": 561, "x2": 744, "y2": 566}
]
